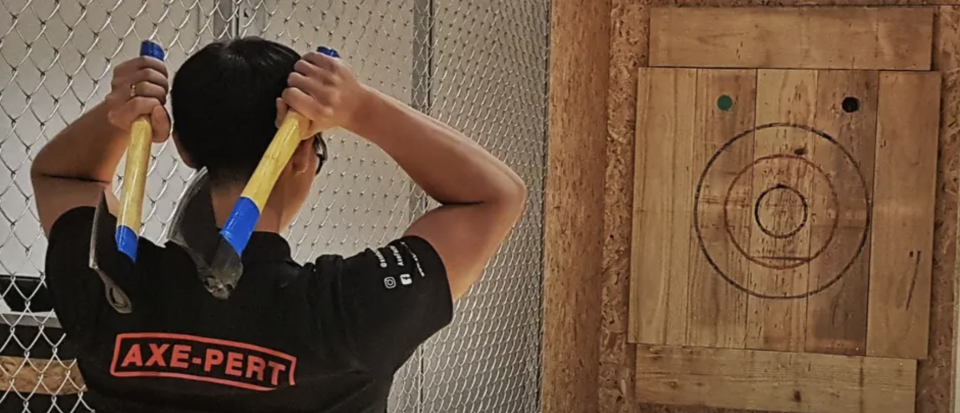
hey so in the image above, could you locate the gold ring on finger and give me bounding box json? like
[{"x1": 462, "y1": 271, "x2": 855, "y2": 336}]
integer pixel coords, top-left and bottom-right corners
[{"x1": 129, "y1": 83, "x2": 137, "y2": 98}]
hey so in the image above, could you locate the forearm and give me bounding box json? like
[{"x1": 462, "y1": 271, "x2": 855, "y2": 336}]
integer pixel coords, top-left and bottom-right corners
[
  {"x1": 349, "y1": 87, "x2": 526, "y2": 207},
  {"x1": 31, "y1": 101, "x2": 127, "y2": 184}
]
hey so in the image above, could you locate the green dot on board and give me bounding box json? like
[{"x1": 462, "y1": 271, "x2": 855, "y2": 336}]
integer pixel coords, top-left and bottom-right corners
[{"x1": 717, "y1": 95, "x2": 734, "y2": 111}]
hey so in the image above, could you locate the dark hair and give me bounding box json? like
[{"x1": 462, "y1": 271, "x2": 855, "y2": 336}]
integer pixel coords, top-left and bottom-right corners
[{"x1": 171, "y1": 37, "x2": 300, "y2": 184}]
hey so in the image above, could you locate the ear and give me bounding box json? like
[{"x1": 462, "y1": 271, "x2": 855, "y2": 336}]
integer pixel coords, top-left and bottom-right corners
[
  {"x1": 171, "y1": 133, "x2": 198, "y2": 169},
  {"x1": 288, "y1": 139, "x2": 314, "y2": 176}
]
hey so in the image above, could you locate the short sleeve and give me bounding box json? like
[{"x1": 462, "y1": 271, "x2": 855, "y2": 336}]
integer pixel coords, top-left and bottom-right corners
[
  {"x1": 314, "y1": 236, "x2": 453, "y2": 373},
  {"x1": 44, "y1": 207, "x2": 106, "y2": 344}
]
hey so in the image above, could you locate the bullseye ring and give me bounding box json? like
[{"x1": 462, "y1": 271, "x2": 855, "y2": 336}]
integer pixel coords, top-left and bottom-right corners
[{"x1": 754, "y1": 184, "x2": 808, "y2": 239}]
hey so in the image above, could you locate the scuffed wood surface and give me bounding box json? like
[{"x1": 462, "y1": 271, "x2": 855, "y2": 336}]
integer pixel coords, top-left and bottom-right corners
[{"x1": 602, "y1": 3, "x2": 960, "y2": 413}]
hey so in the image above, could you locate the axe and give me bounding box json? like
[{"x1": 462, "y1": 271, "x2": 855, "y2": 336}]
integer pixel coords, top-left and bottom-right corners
[
  {"x1": 89, "y1": 40, "x2": 165, "y2": 314},
  {"x1": 166, "y1": 46, "x2": 341, "y2": 299}
]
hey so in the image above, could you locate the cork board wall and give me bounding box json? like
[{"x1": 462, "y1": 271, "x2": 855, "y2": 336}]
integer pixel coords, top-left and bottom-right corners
[{"x1": 603, "y1": 4, "x2": 960, "y2": 413}]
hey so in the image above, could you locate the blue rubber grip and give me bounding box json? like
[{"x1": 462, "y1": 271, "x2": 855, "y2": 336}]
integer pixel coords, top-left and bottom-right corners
[
  {"x1": 140, "y1": 40, "x2": 165, "y2": 61},
  {"x1": 116, "y1": 225, "x2": 139, "y2": 261},
  {"x1": 317, "y1": 46, "x2": 339, "y2": 58},
  {"x1": 221, "y1": 197, "x2": 262, "y2": 256}
]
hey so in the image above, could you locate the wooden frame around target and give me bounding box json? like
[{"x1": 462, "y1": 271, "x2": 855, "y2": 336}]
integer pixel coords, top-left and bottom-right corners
[{"x1": 627, "y1": 7, "x2": 941, "y2": 413}]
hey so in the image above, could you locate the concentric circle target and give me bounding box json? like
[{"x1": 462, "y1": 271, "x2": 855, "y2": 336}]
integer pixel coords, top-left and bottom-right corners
[{"x1": 693, "y1": 123, "x2": 871, "y2": 299}]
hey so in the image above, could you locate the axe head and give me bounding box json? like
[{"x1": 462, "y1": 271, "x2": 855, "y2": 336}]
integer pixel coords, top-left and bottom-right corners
[
  {"x1": 165, "y1": 169, "x2": 243, "y2": 299},
  {"x1": 90, "y1": 193, "x2": 134, "y2": 314}
]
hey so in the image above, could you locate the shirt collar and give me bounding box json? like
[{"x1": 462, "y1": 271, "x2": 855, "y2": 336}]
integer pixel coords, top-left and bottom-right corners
[
  {"x1": 166, "y1": 231, "x2": 293, "y2": 266},
  {"x1": 165, "y1": 177, "x2": 295, "y2": 265},
  {"x1": 241, "y1": 231, "x2": 294, "y2": 264}
]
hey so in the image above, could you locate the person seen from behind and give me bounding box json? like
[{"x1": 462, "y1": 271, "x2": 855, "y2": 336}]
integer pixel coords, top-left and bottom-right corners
[{"x1": 30, "y1": 37, "x2": 526, "y2": 413}]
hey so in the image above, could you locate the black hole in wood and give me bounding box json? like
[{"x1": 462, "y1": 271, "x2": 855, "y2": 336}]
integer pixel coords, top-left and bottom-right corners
[{"x1": 841, "y1": 97, "x2": 860, "y2": 113}]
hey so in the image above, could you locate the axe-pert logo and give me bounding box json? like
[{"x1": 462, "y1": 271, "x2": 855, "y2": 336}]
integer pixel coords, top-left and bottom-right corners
[{"x1": 110, "y1": 333, "x2": 297, "y2": 391}]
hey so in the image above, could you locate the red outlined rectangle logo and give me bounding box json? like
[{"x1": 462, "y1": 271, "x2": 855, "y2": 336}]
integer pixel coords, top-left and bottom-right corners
[{"x1": 110, "y1": 333, "x2": 297, "y2": 391}]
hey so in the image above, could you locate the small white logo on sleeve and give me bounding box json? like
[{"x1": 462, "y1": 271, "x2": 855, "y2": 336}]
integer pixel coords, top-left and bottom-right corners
[
  {"x1": 389, "y1": 246, "x2": 405, "y2": 267},
  {"x1": 373, "y1": 249, "x2": 388, "y2": 268},
  {"x1": 400, "y1": 273, "x2": 412, "y2": 286},
  {"x1": 384, "y1": 277, "x2": 397, "y2": 289},
  {"x1": 398, "y1": 241, "x2": 426, "y2": 278}
]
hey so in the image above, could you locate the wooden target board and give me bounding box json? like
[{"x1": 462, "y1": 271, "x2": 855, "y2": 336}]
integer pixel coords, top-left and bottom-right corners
[{"x1": 627, "y1": 7, "x2": 939, "y2": 413}]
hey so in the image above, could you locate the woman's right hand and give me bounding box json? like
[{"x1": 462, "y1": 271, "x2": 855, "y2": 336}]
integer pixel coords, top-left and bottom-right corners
[{"x1": 105, "y1": 55, "x2": 171, "y2": 143}]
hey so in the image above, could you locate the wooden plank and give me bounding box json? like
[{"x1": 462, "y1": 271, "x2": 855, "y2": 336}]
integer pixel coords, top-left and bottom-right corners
[
  {"x1": 629, "y1": 68, "x2": 696, "y2": 345},
  {"x1": 805, "y1": 70, "x2": 878, "y2": 356},
  {"x1": 0, "y1": 356, "x2": 84, "y2": 395},
  {"x1": 685, "y1": 69, "x2": 756, "y2": 349},
  {"x1": 636, "y1": 344, "x2": 917, "y2": 413},
  {"x1": 745, "y1": 70, "x2": 817, "y2": 352},
  {"x1": 650, "y1": 7, "x2": 934, "y2": 71},
  {"x1": 542, "y1": 0, "x2": 609, "y2": 411},
  {"x1": 867, "y1": 72, "x2": 941, "y2": 360}
]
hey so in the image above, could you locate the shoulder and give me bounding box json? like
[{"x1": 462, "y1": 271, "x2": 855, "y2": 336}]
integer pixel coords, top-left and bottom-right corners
[
  {"x1": 48, "y1": 206, "x2": 164, "y2": 256},
  {"x1": 306, "y1": 236, "x2": 453, "y2": 373},
  {"x1": 45, "y1": 205, "x2": 165, "y2": 298},
  {"x1": 315, "y1": 236, "x2": 447, "y2": 278},
  {"x1": 43, "y1": 207, "x2": 160, "y2": 342},
  {"x1": 48, "y1": 205, "x2": 96, "y2": 241},
  {"x1": 307, "y1": 236, "x2": 450, "y2": 305}
]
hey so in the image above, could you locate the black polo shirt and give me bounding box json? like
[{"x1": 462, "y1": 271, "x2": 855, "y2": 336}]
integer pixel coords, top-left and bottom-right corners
[{"x1": 44, "y1": 206, "x2": 453, "y2": 413}]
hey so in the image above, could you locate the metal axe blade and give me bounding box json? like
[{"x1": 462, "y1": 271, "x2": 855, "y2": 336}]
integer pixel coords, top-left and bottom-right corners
[
  {"x1": 89, "y1": 193, "x2": 134, "y2": 314},
  {"x1": 165, "y1": 169, "x2": 242, "y2": 299}
]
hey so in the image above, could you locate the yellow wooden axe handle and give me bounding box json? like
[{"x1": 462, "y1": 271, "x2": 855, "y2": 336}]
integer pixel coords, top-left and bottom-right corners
[
  {"x1": 220, "y1": 45, "x2": 341, "y2": 256},
  {"x1": 115, "y1": 40, "x2": 164, "y2": 261}
]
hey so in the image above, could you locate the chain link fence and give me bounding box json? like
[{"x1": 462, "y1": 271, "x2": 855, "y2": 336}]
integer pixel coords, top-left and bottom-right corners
[{"x1": 0, "y1": 1, "x2": 549, "y2": 412}]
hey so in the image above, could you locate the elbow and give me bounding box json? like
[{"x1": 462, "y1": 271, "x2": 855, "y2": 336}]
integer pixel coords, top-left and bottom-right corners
[
  {"x1": 31, "y1": 145, "x2": 58, "y2": 180},
  {"x1": 30, "y1": 158, "x2": 50, "y2": 182},
  {"x1": 30, "y1": 149, "x2": 45, "y2": 177},
  {"x1": 497, "y1": 171, "x2": 528, "y2": 219},
  {"x1": 511, "y1": 174, "x2": 528, "y2": 210},
  {"x1": 30, "y1": 159, "x2": 61, "y2": 184}
]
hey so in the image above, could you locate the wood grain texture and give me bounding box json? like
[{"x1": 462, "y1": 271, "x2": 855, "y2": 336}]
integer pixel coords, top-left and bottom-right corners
[
  {"x1": 650, "y1": 7, "x2": 934, "y2": 70},
  {"x1": 543, "y1": 0, "x2": 609, "y2": 412},
  {"x1": 636, "y1": 345, "x2": 917, "y2": 413},
  {"x1": 746, "y1": 70, "x2": 817, "y2": 352},
  {"x1": 867, "y1": 72, "x2": 941, "y2": 360},
  {"x1": 685, "y1": 69, "x2": 756, "y2": 349},
  {"x1": 804, "y1": 70, "x2": 878, "y2": 356},
  {"x1": 628, "y1": 69, "x2": 882, "y2": 357},
  {"x1": 602, "y1": 3, "x2": 960, "y2": 413},
  {"x1": 0, "y1": 356, "x2": 84, "y2": 395},
  {"x1": 629, "y1": 68, "x2": 697, "y2": 345}
]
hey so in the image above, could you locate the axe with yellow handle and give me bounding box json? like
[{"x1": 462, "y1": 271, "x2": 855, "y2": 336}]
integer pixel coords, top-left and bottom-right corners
[
  {"x1": 89, "y1": 40, "x2": 165, "y2": 315},
  {"x1": 115, "y1": 40, "x2": 166, "y2": 261}
]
